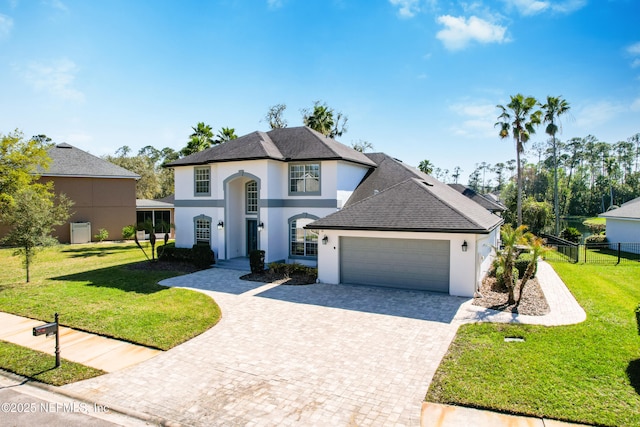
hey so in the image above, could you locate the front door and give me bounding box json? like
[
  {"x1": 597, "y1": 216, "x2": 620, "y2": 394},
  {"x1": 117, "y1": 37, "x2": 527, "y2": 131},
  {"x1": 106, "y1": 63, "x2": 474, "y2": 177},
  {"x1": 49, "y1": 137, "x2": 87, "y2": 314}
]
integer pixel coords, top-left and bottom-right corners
[{"x1": 246, "y1": 219, "x2": 258, "y2": 255}]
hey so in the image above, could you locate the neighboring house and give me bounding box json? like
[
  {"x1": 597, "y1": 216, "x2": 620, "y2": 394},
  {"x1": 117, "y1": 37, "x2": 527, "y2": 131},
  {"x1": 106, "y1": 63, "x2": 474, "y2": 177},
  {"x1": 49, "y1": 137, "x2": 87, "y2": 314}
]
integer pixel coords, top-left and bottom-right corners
[
  {"x1": 136, "y1": 195, "x2": 175, "y2": 239},
  {"x1": 38, "y1": 143, "x2": 140, "y2": 243},
  {"x1": 599, "y1": 197, "x2": 640, "y2": 253},
  {"x1": 166, "y1": 127, "x2": 503, "y2": 297},
  {"x1": 448, "y1": 183, "x2": 506, "y2": 215}
]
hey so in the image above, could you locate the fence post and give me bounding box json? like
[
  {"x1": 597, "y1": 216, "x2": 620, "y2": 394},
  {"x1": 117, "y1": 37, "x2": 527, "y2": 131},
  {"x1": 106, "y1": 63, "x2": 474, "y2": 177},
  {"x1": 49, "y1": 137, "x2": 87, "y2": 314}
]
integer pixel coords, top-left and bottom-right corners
[{"x1": 617, "y1": 243, "x2": 621, "y2": 265}]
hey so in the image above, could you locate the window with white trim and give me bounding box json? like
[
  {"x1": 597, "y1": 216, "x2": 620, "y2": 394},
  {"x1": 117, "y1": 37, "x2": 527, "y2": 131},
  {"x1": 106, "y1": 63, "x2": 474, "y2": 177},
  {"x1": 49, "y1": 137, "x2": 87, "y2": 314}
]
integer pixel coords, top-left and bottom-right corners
[
  {"x1": 290, "y1": 218, "x2": 318, "y2": 257},
  {"x1": 195, "y1": 218, "x2": 211, "y2": 243},
  {"x1": 194, "y1": 167, "x2": 210, "y2": 196},
  {"x1": 289, "y1": 164, "x2": 320, "y2": 194},
  {"x1": 246, "y1": 180, "x2": 258, "y2": 213}
]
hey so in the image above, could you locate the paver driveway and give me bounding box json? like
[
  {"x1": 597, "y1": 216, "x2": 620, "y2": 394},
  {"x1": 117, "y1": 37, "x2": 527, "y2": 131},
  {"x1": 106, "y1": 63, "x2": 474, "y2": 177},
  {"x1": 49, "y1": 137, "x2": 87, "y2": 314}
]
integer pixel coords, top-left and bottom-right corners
[{"x1": 63, "y1": 268, "x2": 468, "y2": 426}]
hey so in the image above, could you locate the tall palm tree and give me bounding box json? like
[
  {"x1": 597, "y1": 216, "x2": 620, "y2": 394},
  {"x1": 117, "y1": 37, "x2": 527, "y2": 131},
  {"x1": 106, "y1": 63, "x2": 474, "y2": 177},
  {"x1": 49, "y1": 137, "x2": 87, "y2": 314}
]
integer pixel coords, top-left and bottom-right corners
[
  {"x1": 496, "y1": 94, "x2": 542, "y2": 226},
  {"x1": 215, "y1": 127, "x2": 238, "y2": 144},
  {"x1": 181, "y1": 122, "x2": 215, "y2": 157},
  {"x1": 303, "y1": 103, "x2": 335, "y2": 136},
  {"x1": 541, "y1": 95, "x2": 571, "y2": 235},
  {"x1": 418, "y1": 159, "x2": 434, "y2": 175}
]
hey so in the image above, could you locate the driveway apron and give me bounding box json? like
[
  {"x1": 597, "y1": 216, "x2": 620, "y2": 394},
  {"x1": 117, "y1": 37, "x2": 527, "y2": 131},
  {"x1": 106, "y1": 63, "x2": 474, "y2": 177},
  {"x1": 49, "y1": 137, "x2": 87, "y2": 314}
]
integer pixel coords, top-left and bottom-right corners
[{"x1": 63, "y1": 268, "x2": 467, "y2": 426}]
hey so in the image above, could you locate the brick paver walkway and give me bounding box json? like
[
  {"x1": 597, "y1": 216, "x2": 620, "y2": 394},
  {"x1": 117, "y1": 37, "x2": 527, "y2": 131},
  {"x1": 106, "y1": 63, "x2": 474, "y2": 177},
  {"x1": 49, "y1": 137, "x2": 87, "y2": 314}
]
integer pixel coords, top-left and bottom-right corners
[{"x1": 62, "y1": 261, "x2": 585, "y2": 426}]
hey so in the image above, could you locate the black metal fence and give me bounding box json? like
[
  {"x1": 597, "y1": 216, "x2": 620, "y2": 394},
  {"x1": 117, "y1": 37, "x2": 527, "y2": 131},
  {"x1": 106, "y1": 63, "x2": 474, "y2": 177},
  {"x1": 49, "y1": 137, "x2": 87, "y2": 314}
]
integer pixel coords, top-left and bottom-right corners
[{"x1": 541, "y1": 235, "x2": 640, "y2": 265}]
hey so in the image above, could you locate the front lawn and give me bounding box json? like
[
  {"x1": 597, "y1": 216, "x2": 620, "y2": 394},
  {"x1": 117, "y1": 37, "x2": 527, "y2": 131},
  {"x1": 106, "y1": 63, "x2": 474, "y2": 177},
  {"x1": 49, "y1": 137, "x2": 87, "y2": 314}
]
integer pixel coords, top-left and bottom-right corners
[
  {"x1": 0, "y1": 242, "x2": 221, "y2": 350},
  {"x1": 426, "y1": 260, "x2": 640, "y2": 427}
]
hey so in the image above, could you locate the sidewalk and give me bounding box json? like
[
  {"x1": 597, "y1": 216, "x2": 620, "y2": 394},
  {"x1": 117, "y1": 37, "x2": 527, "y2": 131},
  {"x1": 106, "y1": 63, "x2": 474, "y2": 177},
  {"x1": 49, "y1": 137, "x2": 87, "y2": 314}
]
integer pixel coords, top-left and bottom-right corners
[{"x1": 0, "y1": 312, "x2": 161, "y2": 372}]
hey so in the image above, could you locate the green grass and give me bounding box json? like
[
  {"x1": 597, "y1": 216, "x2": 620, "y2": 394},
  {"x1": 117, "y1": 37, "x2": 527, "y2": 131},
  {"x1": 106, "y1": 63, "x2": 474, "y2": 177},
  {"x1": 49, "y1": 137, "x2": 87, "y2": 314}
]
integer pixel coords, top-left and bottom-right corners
[
  {"x1": 583, "y1": 216, "x2": 606, "y2": 226},
  {"x1": 0, "y1": 341, "x2": 105, "y2": 386},
  {"x1": 0, "y1": 242, "x2": 221, "y2": 350},
  {"x1": 426, "y1": 260, "x2": 640, "y2": 427}
]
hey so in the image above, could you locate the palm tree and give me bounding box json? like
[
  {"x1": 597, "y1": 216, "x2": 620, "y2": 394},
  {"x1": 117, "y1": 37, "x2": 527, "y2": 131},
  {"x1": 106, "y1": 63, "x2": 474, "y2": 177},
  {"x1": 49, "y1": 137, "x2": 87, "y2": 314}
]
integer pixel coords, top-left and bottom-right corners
[
  {"x1": 541, "y1": 96, "x2": 571, "y2": 235},
  {"x1": 303, "y1": 103, "x2": 335, "y2": 136},
  {"x1": 215, "y1": 127, "x2": 238, "y2": 143},
  {"x1": 181, "y1": 122, "x2": 215, "y2": 157},
  {"x1": 496, "y1": 224, "x2": 529, "y2": 305},
  {"x1": 496, "y1": 94, "x2": 542, "y2": 226},
  {"x1": 418, "y1": 159, "x2": 434, "y2": 175}
]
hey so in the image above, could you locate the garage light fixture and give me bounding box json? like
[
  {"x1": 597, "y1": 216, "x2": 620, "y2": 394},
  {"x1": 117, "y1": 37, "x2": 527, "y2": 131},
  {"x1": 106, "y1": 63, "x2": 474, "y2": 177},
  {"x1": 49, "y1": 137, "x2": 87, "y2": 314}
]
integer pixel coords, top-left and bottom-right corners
[
  {"x1": 322, "y1": 235, "x2": 329, "y2": 245},
  {"x1": 217, "y1": 220, "x2": 224, "y2": 230},
  {"x1": 462, "y1": 240, "x2": 468, "y2": 252},
  {"x1": 258, "y1": 222, "x2": 264, "y2": 231}
]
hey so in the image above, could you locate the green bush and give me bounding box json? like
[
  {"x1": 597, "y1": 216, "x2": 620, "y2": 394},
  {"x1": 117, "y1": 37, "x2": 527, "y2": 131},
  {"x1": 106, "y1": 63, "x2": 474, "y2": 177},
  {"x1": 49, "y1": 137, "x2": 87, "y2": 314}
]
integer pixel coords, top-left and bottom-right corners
[
  {"x1": 249, "y1": 250, "x2": 265, "y2": 274},
  {"x1": 515, "y1": 252, "x2": 537, "y2": 279},
  {"x1": 191, "y1": 244, "x2": 215, "y2": 268},
  {"x1": 585, "y1": 234, "x2": 607, "y2": 248},
  {"x1": 94, "y1": 228, "x2": 109, "y2": 242},
  {"x1": 268, "y1": 262, "x2": 317, "y2": 280},
  {"x1": 560, "y1": 227, "x2": 582, "y2": 243},
  {"x1": 122, "y1": 225, "x2": 136, "y2": 239},
  {"x1": 158, "y1": 242, "x2": 192, "y2": 262}
]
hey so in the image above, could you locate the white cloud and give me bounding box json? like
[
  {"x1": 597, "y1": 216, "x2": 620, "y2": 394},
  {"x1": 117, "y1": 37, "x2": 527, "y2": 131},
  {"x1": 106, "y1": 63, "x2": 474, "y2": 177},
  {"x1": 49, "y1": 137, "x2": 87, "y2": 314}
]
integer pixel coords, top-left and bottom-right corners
[
  {"x1": 503, "y1": 0, "x2": 586, "y2": 15},
  {"x1": 21, "y1": 58, "x2": 85, "y2": 102},
  {"x1": 45, "y1": 0, "x2": 69, "y2": 13},
  {"x1": 0, "y1": 14, "x2": 14, "y2": 40},
  {"x1": 575, "y1": 101, "x2": 626, "y2": 129},
  {"x1": 628, "y1": 42, "x2": 640, "y2": 55},
  {"x1": 267, "y1": 0, "x2": 283, "y2": 9},
  {"x1": 389, "y1": 0, "x2": 420, "y2": 18},
  {"x1": 436, "y1": 15, "x2": 508, "y2": 51},
  {"x1": 631, "y1": 98, "x2": 640, "y2": 113},
  {"x1": 449, "y1": 101, "x2": 498, "y2": 138}
]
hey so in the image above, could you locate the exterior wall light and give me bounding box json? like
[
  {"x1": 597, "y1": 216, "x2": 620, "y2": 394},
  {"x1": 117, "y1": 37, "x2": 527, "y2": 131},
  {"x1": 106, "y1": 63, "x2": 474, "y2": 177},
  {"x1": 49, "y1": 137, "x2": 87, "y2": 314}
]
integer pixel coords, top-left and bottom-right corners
[
  {"x1": 217, "y1": 220, "x2": 224, "y2": 230},
  {"x1": 322, "y1": 235, "x2": 329, "y2": 245},
  {"x1": 462, "y1": 240, "x2": 468, "y2": 252},
  {"x1": 258, "y1": 222, "x2": 264, "y2": 231}
]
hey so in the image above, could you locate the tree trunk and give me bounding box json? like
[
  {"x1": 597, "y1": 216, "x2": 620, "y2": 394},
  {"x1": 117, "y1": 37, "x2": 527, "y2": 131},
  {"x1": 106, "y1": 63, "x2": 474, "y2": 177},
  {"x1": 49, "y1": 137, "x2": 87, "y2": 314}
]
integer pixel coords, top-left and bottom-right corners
[{"x1": 517, "y1": 145, "x2": 523, "y2": 226}]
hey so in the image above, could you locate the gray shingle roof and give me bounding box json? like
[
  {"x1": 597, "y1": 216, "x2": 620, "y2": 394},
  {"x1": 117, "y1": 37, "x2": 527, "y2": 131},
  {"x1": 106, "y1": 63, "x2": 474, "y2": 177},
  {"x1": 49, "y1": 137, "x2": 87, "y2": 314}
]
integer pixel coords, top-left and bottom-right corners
[
  {"x1": 448, "y1": 183, "x2": 506, "y2": 213},
  {"x1": 599, "y1": 197, "x2": 640, "y2": 220},
  {"x1": 40, "y1": 143, "x2": 140, "y2": 179},
  {"x1": 165, "y1": 126, "x2": 377, "y2": 167},
  {"x1": 308, "y1": 153, "x2": 502, "y2": 233}
]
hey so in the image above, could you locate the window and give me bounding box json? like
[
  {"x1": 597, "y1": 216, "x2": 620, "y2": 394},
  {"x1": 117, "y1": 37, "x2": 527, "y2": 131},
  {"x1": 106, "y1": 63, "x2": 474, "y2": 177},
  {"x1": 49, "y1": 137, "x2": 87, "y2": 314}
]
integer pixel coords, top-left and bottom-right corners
[
  {"x1": 246, "y1": 180, "x2": 258, "y2": 213},
  {"x1": 289, "y1": 164, "x2": 320, "y2": 194},
  {"x1": 195, "y1": 218, "x2": 211, "y2": 243},
  {"x1": 194, "y1": 167, "x2": 210, "y2": 196},
  {"x1": 290, "y1": 218, "x2": 318, "y2": 257},
  {"x1": 154, "y1": 211, "x2": 171, "y2": 233}
]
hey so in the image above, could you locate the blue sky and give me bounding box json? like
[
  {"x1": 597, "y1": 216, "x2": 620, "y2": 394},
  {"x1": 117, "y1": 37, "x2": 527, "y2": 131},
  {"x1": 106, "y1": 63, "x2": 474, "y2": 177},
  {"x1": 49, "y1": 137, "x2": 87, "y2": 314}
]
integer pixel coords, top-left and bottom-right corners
[{"x1": 1, "y1": 0, "x2": 639, "y2": 183}]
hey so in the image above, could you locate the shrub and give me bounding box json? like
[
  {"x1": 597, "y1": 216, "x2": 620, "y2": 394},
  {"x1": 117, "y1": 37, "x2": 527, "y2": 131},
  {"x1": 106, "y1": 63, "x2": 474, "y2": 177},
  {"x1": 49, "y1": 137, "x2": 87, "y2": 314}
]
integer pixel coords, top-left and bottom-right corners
[
  {"x1": 94, "y1": 228, "x2": 109, "y2": 242},
  {"x1": 585, "y1": 234, "x2": 607, "y2": 248},
  {"x1": 515, "y1": 252, "x2": 537, "y2": 279},
  {"x1": 191, "y1": 244, "x2": 215, "y2": 268},
  {"x1": 249, "y1": 250, "x2": 265, "y2": 274},
  {"x1": 560, "y1": 227, "x2": 582, "y2": 243},
  {"x1": 122, "y1": 225, "x2": 136, "y2": 239},
  {"x1": 267, "y1": 262, "x2": 317, "y2": 280},
  {"x1": 158, "y1": 242, "x2": 192, "y2": 262}
]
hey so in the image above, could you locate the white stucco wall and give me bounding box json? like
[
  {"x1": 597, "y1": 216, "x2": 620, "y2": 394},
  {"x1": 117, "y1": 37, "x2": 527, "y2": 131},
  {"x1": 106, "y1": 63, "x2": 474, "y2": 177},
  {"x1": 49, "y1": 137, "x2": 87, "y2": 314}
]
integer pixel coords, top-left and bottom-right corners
[
  {"x1": 315, "y1": 229, "x2": 484, "y2": 297},
  {"x1": 605, "y1": 218, "x2": 640, "y2": 254},
  {"x1": 171, "y1": 159, "x2": 371, "y2": 263}
]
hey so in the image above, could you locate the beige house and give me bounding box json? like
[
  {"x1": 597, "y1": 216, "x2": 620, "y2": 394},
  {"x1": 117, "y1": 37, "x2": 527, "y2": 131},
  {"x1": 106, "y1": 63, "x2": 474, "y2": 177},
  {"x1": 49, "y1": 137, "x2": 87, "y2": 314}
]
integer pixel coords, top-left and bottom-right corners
[{"x1": 38, "y1": 143, "x2": 139, "y2": 243}]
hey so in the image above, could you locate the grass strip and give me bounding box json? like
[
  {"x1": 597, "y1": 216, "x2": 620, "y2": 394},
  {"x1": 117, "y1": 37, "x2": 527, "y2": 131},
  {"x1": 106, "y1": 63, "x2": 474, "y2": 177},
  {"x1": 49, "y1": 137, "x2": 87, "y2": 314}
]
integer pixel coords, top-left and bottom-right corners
[{"x1": 0, "y1": 340, "x2": 104, "y2": 386}]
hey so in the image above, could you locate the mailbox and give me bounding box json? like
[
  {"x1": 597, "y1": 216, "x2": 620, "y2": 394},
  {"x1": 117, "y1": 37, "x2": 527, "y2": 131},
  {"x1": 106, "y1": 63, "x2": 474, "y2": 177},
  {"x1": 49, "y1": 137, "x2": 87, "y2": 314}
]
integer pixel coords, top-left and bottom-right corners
[{"x1": 33, "y1": 322, "x2": 58, "y2": 337}]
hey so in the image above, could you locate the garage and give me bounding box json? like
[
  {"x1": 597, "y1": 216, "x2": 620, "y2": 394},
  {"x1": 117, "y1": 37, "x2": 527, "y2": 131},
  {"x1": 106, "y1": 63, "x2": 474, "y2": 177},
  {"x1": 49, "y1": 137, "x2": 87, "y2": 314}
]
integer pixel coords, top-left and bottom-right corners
[{"x1": 340, "y1": 237, "x2": 450, "y2": 292}]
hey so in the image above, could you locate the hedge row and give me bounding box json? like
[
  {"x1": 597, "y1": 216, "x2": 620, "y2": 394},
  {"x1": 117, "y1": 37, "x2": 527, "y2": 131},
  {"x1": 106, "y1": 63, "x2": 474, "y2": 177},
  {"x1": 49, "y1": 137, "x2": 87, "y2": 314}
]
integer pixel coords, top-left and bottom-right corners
[{"x1": 158, "y1": 242, "x2": 215, "y2": 268}]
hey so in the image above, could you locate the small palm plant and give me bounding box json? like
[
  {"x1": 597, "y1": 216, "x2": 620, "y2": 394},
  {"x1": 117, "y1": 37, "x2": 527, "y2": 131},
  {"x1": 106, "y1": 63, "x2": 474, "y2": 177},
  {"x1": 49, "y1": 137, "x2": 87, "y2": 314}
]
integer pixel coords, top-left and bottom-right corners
[
  {"x1": 495, "y1": 224, "x2": 529, "y2": 305},
  {"x1": 517, "y1": 235, "x2": 548, "y2": 307}
]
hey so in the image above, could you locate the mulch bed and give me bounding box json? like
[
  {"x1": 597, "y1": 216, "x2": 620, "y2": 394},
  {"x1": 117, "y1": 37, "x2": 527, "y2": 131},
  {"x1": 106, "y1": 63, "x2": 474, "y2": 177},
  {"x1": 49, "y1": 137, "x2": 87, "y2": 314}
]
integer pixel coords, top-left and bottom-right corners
[
  {"x1": 472, "y1": 275, "x2": 550, "y2": 316},
  {"x1": 240, "y1": 271, "x2": 316, "y2": 286}
]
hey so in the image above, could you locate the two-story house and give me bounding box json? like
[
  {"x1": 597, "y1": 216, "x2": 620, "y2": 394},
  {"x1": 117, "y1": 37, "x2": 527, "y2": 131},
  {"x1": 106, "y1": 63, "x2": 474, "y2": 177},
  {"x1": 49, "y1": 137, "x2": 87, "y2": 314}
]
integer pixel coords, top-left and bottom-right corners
[{"x1": 166, "y1": 126, "x2": 503, "y2": 297}]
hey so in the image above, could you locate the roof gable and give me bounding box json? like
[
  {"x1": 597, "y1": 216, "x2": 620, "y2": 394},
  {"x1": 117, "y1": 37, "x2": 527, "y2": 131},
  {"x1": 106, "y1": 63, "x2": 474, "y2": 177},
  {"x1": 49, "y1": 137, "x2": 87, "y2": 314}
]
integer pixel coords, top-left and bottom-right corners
[
  {"x1": 599, "y1": 197, "x2": 640, "y2": 220},
  {"x1": 40, "y1": 143, "x2": 140, "y2": 179},
  {"x1": 448, "y1": 183, "x2": 506, "y2": 213},
  {"x1": 166, "y1": 126, "x2": 376, "y2": 167},
  {"x1": 307, "y1": 159, "x2": 502, "y2": 233}
]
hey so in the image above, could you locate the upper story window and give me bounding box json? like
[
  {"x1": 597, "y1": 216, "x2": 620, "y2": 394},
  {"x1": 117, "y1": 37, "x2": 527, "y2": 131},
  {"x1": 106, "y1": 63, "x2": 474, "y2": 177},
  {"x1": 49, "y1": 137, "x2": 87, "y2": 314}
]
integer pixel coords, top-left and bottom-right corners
[
  {"x1": 289, "y1": 163, "x2": 320, "y2": 195},
  {"x1": 246, "y1": 180, "x2": 258, "y2": 213},
  {"x1": 194, "y1": 166, "x2": 210, "y2": 196}
]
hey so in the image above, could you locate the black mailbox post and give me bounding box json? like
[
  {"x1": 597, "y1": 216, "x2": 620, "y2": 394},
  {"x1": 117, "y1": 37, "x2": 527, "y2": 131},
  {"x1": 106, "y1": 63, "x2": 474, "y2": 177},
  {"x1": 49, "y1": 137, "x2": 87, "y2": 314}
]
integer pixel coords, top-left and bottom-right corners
[{"x1": 32, "y1": 313, "x2": 60, "y2": 368}]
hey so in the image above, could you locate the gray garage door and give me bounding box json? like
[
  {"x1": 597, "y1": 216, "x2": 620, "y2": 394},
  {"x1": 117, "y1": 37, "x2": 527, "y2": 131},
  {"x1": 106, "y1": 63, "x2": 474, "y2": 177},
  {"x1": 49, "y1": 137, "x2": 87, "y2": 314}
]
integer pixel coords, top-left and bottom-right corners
[{"x1": 340, "y1": 237, "x2": 450, "y2": 292}]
